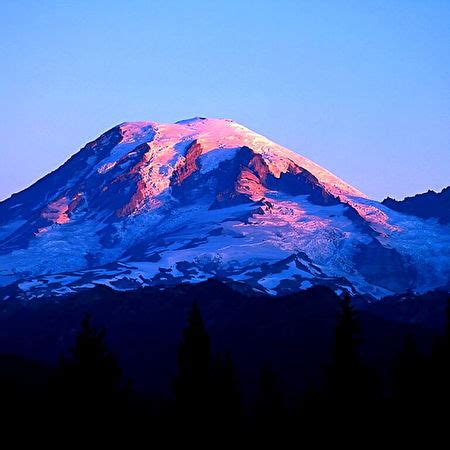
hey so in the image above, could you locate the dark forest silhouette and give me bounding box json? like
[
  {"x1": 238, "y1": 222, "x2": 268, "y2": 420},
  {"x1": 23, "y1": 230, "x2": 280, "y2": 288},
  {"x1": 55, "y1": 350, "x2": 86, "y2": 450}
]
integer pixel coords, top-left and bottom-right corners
[{"x1": 0, "y1": 292, "x2": 449, "y2": 440}]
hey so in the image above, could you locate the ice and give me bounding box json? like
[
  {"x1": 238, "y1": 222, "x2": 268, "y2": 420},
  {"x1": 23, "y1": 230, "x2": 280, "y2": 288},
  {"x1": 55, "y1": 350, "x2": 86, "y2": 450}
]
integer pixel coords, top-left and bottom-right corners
[{"x1": 0, "y1": 117, "x2": 448, "y2": 299}]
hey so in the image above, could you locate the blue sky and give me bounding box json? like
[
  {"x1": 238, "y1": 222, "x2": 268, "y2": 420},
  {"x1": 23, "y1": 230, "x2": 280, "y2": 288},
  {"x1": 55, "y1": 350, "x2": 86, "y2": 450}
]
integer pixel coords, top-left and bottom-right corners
[{"x1": 1, "y1": 0, "x2": 449, "y2": 200}]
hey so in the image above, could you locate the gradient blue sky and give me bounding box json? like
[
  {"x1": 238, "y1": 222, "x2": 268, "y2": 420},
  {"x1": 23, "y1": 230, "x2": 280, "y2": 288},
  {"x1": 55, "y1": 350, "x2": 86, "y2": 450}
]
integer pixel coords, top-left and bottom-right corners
[{"x1": 1, "y1": 0, "x2": 449, "y2": 201}]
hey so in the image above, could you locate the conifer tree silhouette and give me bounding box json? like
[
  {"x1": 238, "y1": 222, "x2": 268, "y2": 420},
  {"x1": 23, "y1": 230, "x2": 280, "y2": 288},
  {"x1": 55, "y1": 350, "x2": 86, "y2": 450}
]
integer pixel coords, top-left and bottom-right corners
[
  {"x1": 215, "y1": 351, "x2": 243, "y2": 426},
  {"x1": 173, "y1": 302, "x2": 213, "y2": 425},
  {"x1": 173, "y1": 302, "x2": 244, "y2": 436},
  {"x1": 55, "y1": 313, "x2": 128, "y2": 428},
  {"x1": 325, "y1": 294, "x2": 379, "y2": 423}
]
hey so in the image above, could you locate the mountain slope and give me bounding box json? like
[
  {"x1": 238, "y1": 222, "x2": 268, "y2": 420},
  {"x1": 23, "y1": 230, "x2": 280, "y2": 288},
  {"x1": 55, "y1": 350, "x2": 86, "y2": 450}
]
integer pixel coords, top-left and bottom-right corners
[
  {"x1": 383, "y1": 187, "x2": 450, "y2": 225},
  {"x1": 0, "y1": 117, "x2": 449, "y2": 299}
]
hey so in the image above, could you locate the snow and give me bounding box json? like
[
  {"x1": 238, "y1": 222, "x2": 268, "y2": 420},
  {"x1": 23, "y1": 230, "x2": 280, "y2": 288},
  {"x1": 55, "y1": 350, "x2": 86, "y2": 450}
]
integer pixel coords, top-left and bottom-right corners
[
  {"x1": 18, "y1": 279, "x2": 42, "y2": 291},
  {"x1": 0, "y1": 219, "x2": 27, "y2": 241},
  {"x1": 94, "y1": 118, "x2": 366, "y2": 205},
  {"x1": 199, "y1": 148, "x2": 239, "y2": 173},
  {"x1": 41, "y1": 197, "x2": 71, "y2": 225},
  {"x1": 0, "y1": 117, "x2": 448, "y2": 299}
]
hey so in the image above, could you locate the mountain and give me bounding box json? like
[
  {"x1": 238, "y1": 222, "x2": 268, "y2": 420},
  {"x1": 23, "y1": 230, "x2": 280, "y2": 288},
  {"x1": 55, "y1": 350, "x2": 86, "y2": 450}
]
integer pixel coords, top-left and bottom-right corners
[
  {"x1": 382, "y1": 187, "x2": 450, "y2": 225},
  {"x1": 0, "y1": 117, "x2": 449, "y2": 299}
]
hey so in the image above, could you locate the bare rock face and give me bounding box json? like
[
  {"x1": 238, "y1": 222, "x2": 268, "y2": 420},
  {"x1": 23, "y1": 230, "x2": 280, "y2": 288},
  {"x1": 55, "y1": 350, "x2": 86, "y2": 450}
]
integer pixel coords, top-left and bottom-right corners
[{"x1": 0, "y1": 117, "x2": 449, "y2": 299}]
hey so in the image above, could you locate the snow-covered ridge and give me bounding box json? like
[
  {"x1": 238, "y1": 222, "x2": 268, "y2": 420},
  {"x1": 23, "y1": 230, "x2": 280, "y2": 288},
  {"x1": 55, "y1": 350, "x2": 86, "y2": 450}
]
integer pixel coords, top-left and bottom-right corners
[
  {"x1": 0, "y1": 117, "x2": 448, "y2": 300},
  {"x1": 116, "y1": 117, "x2": 366, "y2": 198}
]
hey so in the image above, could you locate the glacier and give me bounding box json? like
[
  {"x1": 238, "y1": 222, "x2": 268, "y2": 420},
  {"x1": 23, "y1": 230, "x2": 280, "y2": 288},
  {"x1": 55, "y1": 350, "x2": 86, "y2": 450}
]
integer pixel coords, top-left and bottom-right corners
[{"x1": 0, "y1": 117, "x2": 448, "y2": 300}]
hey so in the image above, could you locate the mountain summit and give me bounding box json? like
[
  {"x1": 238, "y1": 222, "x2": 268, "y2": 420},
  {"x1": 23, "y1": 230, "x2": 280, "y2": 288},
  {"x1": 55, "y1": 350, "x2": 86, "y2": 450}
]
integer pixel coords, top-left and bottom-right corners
[{"x1": 0, "y1": 118, "x2": 449, "y2": 299}]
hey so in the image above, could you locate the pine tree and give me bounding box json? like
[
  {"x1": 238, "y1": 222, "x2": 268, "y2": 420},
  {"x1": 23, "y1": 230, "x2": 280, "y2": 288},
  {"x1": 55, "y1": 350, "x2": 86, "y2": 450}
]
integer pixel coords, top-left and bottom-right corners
[
  {"x1": 213, "y1": 351, "x2": 243, "y2": 434},
  {"x1": 55, "y1": 313, "x2": 128, "y2": 428},
  {"x1": 215, "y1": 352, "x2": 242, "y2": 422},
  {"x1": 173, "y1": 302, "x2": 213, "y2": 424},
  {"x1": 325, "y1": 295, "x2": 379, "y2": 422},
  {"x1": 327, "y1": 295, "x2": 362, "y2": 398},
  {"x1": 173, "y1": 302, "x2": 244, "y2": 436}
]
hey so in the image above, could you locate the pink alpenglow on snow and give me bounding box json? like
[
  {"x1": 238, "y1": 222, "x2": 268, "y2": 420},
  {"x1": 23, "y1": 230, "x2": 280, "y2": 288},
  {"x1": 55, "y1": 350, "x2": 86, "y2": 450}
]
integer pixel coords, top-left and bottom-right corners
[
  {"x1": 41, "y1": 193, "x2": 83, "y2": 226},
  {"x1": 0, "y1": 117, "x2": 449, "y2": 300}
]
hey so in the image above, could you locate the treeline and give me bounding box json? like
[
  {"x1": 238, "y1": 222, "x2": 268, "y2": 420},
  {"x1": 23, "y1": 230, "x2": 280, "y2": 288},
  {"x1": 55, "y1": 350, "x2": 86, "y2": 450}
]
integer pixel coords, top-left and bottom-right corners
[{"x1": 1, "y1": 295, "x2": 450, "y2": 440}]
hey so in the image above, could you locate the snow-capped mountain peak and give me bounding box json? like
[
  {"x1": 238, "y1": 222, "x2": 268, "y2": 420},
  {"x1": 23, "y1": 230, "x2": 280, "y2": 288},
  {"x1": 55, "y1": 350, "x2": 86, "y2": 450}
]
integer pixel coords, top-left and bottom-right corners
[{"x1": 0, "y1": 118, "x2": 448, "y2": 299}]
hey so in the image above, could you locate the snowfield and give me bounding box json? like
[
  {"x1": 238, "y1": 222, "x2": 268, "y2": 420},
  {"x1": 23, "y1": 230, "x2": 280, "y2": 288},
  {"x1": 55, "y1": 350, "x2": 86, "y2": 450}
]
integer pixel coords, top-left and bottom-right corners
[{"x1": 0, "y1": 117, "x2": 448, "y2": 300}]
